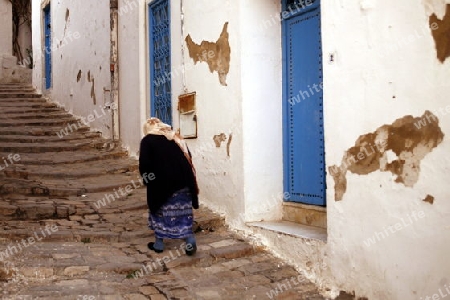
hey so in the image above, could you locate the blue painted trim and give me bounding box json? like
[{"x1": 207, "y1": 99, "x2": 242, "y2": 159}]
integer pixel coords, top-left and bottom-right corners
[
  {"x1": 44, "y1": 4, "x2": 51, "y2": 89},
  {"x1": 281, "y1": 0, "x2": 319, "y2": 20}
]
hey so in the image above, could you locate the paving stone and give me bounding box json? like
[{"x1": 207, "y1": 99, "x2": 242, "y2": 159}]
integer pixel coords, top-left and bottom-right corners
[
  {"x1": 194, "y1": 289, "x2": 222, "y2": 300},
  {"x1": 238, "y1": 261, "x2": 279, "y2": 275},
  {"x1": 20, "y1": 267, "x2": 53, "y2": 278},
  {"x1": 55, "y1": 278, "x2": 90, "y2": 286},
  {"x1": 75, "y1": 231, "x2": 119, "y2": 242},
  {"x1": 96, "y1": 263, "x2": 143, "y2": 274},
  {"x1": 221, "y1": 258, "x2": 252, "y2": 270},
  {"x1": 105, "y1": 255, "x2": 137, "y2": 264},
  {"x1": 210, "y1": 243, "x2": 255, "y2": 260},
  {"x1": 200, "y1": 265, "x2": 229, "y2": 274},
  {"x1": 139, "y1": 285, "x2": 160, "y2": 295},
  {"x1": 0, "y1": 204, "x2": 17, "y2": 216},
  {"x1": 119, "y1": 230, "x2": 150, "y2": 242},
  {"x1": 85, "y1": 214, "x2": 100, "y2": 220},
  {"x1": 209, "y1": 239, "x2": 238, "y2": 248},
  {"x1": 69, "y1": 215, "x2": 83, "y2": 221},
  {"x1": 124, "y1": 294, "x2": 148, "y2": 300},
  {"x1": 19, "y1": 204, "x2": 55, "y2": 219},
  {"x1": 52, "y1": 253, "x2": 81, "y2": 259},
  {"x1": 63, "y1": 266, "x2": 90, "y2": 276},
  {"x1": 150, "y1": 295, "x2": 167, "y2": 300},
  {"x1": 102, "y1": 296, "x2": 126, "y2": 300},
  {"x1": 165, "y1": 251, "x2": 212, "y2": 269}
]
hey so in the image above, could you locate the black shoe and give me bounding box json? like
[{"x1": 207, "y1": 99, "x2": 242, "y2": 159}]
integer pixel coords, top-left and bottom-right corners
[
  {"x1": 148, "y1": 242, "x2": 163, "y2": 253},
  {"x1": 185, "y1": 243, "x2": 197, "y2": 256}
]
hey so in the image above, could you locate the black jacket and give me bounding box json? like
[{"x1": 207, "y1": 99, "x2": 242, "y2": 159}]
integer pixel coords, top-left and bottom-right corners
[{"x1": 139, "y1": 134, "x2": 199, "y2": 213}]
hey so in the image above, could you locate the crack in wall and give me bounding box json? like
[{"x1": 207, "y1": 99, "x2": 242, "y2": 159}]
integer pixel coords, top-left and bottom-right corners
[{"x1": 329, "y1": 111, "x2": 444, "y2": 201}]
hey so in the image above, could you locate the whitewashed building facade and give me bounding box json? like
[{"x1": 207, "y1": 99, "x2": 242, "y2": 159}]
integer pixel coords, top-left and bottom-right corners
[{"x1": 32, "y1": 0, "x2": 450, "y2": 299}]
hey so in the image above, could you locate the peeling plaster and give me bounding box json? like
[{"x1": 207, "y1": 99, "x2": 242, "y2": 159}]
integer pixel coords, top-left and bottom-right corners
[
  {"x1": 423, "y1": 194, "x2": 435, "y2": 204},
  {"x1": 185, "y1": 22, "x2": 231, "y2": 86},
  {"x1": 213, "y1": 133, "x2": 227, "y2": 147},
  {"x1": 429, "y1": 4, "x2": 450, "y2": 63},
  {"x1": 423, "y1": 0, "x2": 450, "y2": 19},
  {"x1": 87, "y1": 70, "x2": 96, "y2": 104},
  {"x1": 329, "y1": 111, "x2": 444, "y2": 201},
  {"x1": 76, "y1": 70, "x2": 82, "y2": 82}
]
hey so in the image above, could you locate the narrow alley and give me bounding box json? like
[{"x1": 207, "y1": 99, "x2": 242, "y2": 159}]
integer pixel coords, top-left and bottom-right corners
[
  {"x1": 1, "y1": 0, "x2": 449, "y2": 299},
  {"x1": 0, "y1": 84, "x2": 346, "y2": 299}
]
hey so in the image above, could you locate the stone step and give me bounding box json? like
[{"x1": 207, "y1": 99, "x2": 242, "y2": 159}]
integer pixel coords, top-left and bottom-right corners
[
  {"x1": 0, "y1": 172, "x2": 142, "y2": 197},
  {"x1": 0, "y1": 89, "x2": 36, "y2": 94},
  {"x1": 0, "y1": 138, "x2": 117, "y2": 153},
  {"x1": 0, "y1": 149, "x2": 128, "y2": 165},
  {"x1": 0, "y1": 83, "x2": 33, "y2": 86},
  {"x1": 0, "y1": 86, "x2": 34, "y2": 91},
  {"x1": 0, "y1": 203, "x2": 224, "y2": 238},
  {"x1": 6, "y1": 158, "x2": 138, "y2": 179},
  {"x1": 0, "y1": 132, "x2": 101, "y2": 143},
  {"x1": 0, "y1": 97, "x2": 47, "y2": 103},
  {"x1": 0, "y1": 101, "x2": 57, "y2": 108},
  {"x1": 0, "y1": 111, "x2": 73, "y2": 120},
  {"x1": 0, "y1": 85, "x2": 36, "y2": 92},
  {"x1": 0, "y1": 125, "x2": 91, "y2": 136},
  {"x1": 0, "y1": 117, "x2": 81, "y2": 127},
  {"x1": 0, "y1": 107, "x2": 62, "y2": 114},
  {"x1": 0, "y1": 93, "x2": 42, "y2": 98}
]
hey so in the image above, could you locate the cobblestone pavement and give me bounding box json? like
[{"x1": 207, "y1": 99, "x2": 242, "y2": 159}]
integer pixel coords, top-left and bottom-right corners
[{"x1": 0, "y1": 84, "x2": 354, "y2": 299}]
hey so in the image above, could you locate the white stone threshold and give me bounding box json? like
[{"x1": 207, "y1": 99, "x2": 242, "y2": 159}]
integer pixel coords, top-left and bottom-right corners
[{"x1": 246, "y1": 220, "x2": 327, "y2": 242}]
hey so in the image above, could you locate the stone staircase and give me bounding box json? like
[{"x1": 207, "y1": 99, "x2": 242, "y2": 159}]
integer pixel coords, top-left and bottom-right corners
[
  {"x1": 0, "y1": 84, "x2": 142, "y2": 222},
  {"x1": 0, "y1": 84, "x2": 223, "y2": 232},
  {"x1": 0, "y1": 84, "x2": 356, "y2": 300},
  {"x1": 0, "y1": 84, "x2": 138, "y2": 196}
]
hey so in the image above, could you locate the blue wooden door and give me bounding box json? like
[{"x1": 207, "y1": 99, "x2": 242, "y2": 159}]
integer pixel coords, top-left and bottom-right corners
[
  {"x1": 282, "y1": 0, "x2": 325, "y2": 206},
  {"x1": 148, "y1": 0, "x2": 172, "y2": 125},
  {"x1": 44, "y1": 5, "x2": 52, "y2": 90}
]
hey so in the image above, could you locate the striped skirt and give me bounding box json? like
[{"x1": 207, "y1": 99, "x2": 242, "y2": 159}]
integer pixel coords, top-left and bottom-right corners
[{"x1": 148, "y1": 188, "x2": 194, "y2": 239}]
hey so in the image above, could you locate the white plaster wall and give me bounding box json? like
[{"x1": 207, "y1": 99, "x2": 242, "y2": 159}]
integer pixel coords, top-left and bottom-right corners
[
  {"x1": 176, "y1": 0, "x2": 246, "y2": 227},
  {"x1": 0, "y1": 0, "x2": 12, "y2": 55},
  {"x1": 239, "y1": 0, "x2": 283, "y2": 223},
  {"x1": 33, "y1": 1, "x2": 113, "y2": 137},
  {"x1": 117, "y1": 0, "x2": 283, "y2": 225},
  {"x1": 17, "y1": 18, "x2": 32, "y2": 66},
  {"x1": 322, "y1": 0, "x2": 450, "y2": 298},
  {"x1": 31, "y1": 0, "x2": 43, "y2": 91},
  {"x1": 117, "y1": 0, "x2": 148, "y2": 155}
]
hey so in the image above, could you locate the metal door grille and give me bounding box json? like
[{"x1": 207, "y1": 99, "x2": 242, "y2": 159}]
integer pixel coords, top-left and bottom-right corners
[
  {"x1": 44, "y1": 5, "x2": 51, "y2": 90},
  {"x1": 149, "y1": 0, "x2": 172, "y2": 125}
]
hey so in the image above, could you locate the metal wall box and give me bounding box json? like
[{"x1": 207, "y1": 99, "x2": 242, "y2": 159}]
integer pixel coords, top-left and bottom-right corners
[{"x1": 178, "y1": 92, "x2": 197, "y2": 139}]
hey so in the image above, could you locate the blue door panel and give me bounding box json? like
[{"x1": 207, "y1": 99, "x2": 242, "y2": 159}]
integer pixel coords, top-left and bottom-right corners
[
  {"x1": 149, "y1": 0, "x2": 172, "y2": 125},
  {"x1": 283, "y1": 2, "x2": 325, "y2": 206},
  {"x1": 44, "y1": 5, "x2": 51, "y2": 89}
]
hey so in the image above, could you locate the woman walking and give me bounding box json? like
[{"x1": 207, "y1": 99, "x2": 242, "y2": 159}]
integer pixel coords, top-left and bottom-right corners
[{"x1": 139, "y1": 118, "x2": 199, "y2": 255}]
